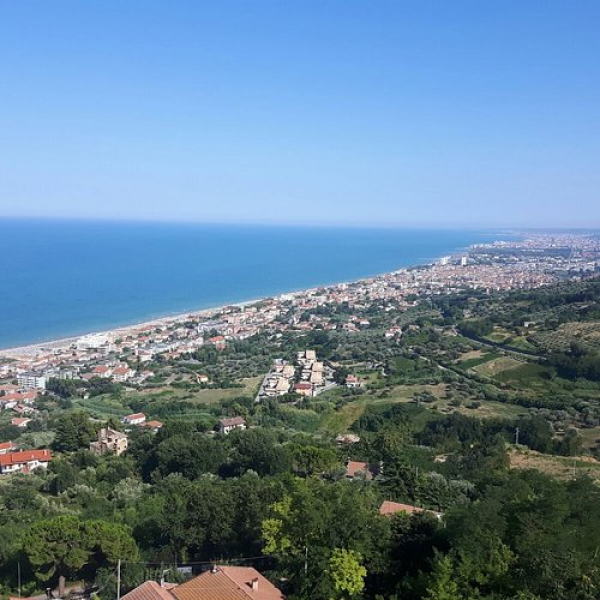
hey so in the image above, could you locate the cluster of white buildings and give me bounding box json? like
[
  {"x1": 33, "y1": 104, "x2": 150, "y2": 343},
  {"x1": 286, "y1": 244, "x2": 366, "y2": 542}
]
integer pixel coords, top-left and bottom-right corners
[
  {"x1": 295, "y1": 350, "x2": 332, "y2": 396},
  {"x1": 257, "y1": 350, "x2": 335, "y2": 401},
  {"x1": 258, "y1": 359, "x2": 296, "y2": 399}
]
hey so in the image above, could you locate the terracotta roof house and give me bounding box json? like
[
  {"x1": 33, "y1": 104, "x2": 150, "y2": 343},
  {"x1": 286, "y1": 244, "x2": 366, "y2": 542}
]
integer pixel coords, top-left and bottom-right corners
[
  {"x1": 122, "y1": 580, "x2": 177, "y2": 600},
  {"x1": 173, "y1": 566, "x2": 285, "y2": 600},
  {"x1": 124, "y1": 566, "x2": 285, "y2": 600},
  {"x1": 293, "y1": 382, "x2": 313, "y2": 397},
  {"x1": 113, "y1": 366, "x2": 136, "y2": 382},
  {"x1": 0, "y1": 449, "x2": 52, "y2": 475},
  {"x1": 218, "y1": 416, "x2": 247, "y2": 435},
  {"x1": 123, "y1": 413, "x2": 147, "y2": 426},
  {"x1": 209, "y1": 336, "x2": 226, "y2": 349},
  {"x1": 92, "y1": 365, "x2": 112, "y2": 378},
  {"x1": 379, "y1": 500, "x2": 443, "y2": 520},
  {"x1": 0, "y1": 441, "x2": 16, "y2": 455},
  {"x1": 345, "y1": 375, "x2": 362, "y2": 389},
  {"x1": 143, "y1": 420, "x2": 164, "y2": 432},
  {"x1": 345, "y1": 460, "x2": 373, "y2": 480}
]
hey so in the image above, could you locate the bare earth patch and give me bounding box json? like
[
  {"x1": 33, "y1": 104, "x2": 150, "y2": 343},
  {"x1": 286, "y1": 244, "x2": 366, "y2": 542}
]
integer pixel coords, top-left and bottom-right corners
[
  {"x1": 474, "y1": 356, "x2": 523, "y2": 376},
  {"x1": 459, "y1": 349, "x2": 485, "y2": 362}
]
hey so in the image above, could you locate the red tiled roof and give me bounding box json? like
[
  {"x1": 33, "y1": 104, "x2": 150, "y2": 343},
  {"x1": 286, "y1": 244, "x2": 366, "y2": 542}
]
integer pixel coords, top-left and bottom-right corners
[
  {"x1": 172, "y1": 566, "x2": 285, "y2": 600},
  {"x1": 345, "y1": 460, "x2": 371, "y2": 479},
  {"x1": 294, "y1": 383, "x2": 312, "y2": 390},
  {"x1": 125, "y1": 413, "x2": 146, "y2": 421},
  {"x1": 0, "y1": 449, "x2": 51, "y2": 467},
  {"x1": 122, "y1": 580, "x2": 175, "y2": 600},
  {"x1": 0, "y1": 384, "x2": 19, "y2": 392},
  {"x1": 1, "y1": 392, "x2": 37, "y2": 402},
  {"x1": 0, "y1": 441, "x2": 16, "y2": 453},
  {"x1": 220, "y1": 417, "x2": 246, "y2": 428}
]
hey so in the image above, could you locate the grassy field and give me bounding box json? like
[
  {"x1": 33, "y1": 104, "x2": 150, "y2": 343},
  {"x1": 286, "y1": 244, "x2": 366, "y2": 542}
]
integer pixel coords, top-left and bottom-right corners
[
  {"x1": 74, "y1": 377, "x2": 263, "y2": 419},
  {"x1": 75, "y1": 395, "x2": 130, "y2": 417},
  {"x1": 128, "y1": 376, "x2": 263, "y2": 405},
  {"x1": 456, "y1": 401, "x2": 527, "y2": 419},
  {"x1": 318, "y1": 381, "x2": 527, "y2": 435},
  {"x1": 319, "y1": 400, "x2": 370, "y2": 434},
  {"x1": 458, "y1": 351, "x2": 501, "y2": 370},
  {"x1": 473, "y1": 356, "x2": 523, "y2": 377},
  {"x1": 509, "y1": 447, "x2": 600, "y2": 482},
  {"x1": 481, "y1": 327, "x2": 537, "y2": 352},
  {"x1": 576, "y1": 425, "x2": 600, "y2": 451},
  {"x1": 494, "y1": 363, "x2": 555, "y2": 387}
]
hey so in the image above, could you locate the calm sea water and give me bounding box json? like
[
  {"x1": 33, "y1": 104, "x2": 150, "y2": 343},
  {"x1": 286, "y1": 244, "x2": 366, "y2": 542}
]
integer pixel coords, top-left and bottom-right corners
[{"x1": 0, "y1": 219, "x2": 502, "y2": 348}]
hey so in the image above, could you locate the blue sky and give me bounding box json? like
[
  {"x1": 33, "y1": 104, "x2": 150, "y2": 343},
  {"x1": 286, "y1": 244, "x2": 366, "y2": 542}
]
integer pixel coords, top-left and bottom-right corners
[{"x1": 1, "y1": 1, "x2": 599, "y2": 228}]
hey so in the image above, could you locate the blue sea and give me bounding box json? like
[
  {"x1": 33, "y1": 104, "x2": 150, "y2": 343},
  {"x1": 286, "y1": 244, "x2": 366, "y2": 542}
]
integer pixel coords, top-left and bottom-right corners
[{"x1": 0, "y1": 219, "x2": 505, "y2": 349}]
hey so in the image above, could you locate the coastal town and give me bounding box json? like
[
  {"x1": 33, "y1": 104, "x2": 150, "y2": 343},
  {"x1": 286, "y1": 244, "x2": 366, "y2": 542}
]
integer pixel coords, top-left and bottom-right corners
[
  {"x1": 0, "y1": 232, "x2": 598, "y2": 471},
  {"x1": 2, "y1": 235, "x2": 600, "y2": 598},
  {"x1": 1, "y1": 232, "x2": 598, "y2": 389}
]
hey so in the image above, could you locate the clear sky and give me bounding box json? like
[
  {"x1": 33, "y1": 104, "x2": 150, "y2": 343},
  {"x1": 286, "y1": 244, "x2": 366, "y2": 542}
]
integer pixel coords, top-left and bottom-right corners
[{"x1": 1, "y1": 1, "x2": 599, "y2": 228}]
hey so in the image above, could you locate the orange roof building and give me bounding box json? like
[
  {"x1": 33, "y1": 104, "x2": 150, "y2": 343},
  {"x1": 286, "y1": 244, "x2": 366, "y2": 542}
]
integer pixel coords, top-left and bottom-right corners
[
  {"x1": 345, "y1": 460, "x2": 373, "y2": 480},
  {"x1": 173, "y1": 566, "x2": 285, "y2": 600},
  {"x1": 122, "y1": 581, "x2": 176, "y2": 600},
  {"x1": 124, "y1": 567, "x2": 285, "y2": 600},
  {"x1": 0, "y1": 449, "x2": 52, "y2": 474}
]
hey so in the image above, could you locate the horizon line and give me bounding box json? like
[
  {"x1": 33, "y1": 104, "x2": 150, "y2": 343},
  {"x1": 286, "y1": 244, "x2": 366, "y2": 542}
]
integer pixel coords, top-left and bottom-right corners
[{"x1": 0, "y1": 214, "x2": 598, "y2": 233}]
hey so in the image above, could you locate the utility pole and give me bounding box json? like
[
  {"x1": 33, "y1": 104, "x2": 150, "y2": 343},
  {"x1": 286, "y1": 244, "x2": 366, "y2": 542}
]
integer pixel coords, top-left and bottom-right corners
[
  {"x1": 515, "y1": 427, "x2": 519, "y2": 447},
  {"x1": 304, "y1": 545, "x2": 308, "y2": 577},
  {"x1": 116, "y1": 559, "x2": 121, "y2": 600}
]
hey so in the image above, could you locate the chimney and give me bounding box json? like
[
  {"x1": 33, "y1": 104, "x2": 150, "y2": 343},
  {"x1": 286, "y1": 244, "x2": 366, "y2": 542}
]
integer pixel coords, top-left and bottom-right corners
[
  {"x1": 250, "y1": 577, "x2": 259, "y2": 591},
  {"x1": 211, "y1": 565, "x2": 219, "y2": 574}
]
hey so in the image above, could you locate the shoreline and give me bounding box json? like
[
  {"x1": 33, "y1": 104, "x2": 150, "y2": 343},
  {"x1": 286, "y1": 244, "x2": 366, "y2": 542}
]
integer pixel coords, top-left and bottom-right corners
[
  {"x1": 0, "y1": 297, "x2": 263, "y2": 359},
  {"x1": 0, "y1": 228, "x2": 521, "y2": 358},
  {"x1": 0, "y1": 255, "x2": 448, "y2": 359}
]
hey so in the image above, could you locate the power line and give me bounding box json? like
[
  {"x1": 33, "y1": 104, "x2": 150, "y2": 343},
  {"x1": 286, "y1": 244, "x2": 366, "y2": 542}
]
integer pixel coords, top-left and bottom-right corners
[{"x1": 120, "y1": 554, "x2": 271, "y2": 566}]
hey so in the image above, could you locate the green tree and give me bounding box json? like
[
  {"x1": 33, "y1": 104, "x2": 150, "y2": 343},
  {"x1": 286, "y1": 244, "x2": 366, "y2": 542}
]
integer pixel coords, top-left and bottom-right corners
[
  {"x1": 424, "y1": 553, "x2": 462, "y2": 600},
  {"x1": 229, "y1": 428, "x2": 290, "y2": 476},
  {"x1": 46, "y1": 377, "x2": 80, "y2": 399},
  {"x1": 329, "y1": 548, "x2": 367, "y2": 598},
  {"x1": 52, "y1": 412, "x2": 96, "y2": 452},
  {"x1": 22, "y1": 516, "x2": 137, "y2": 597}
]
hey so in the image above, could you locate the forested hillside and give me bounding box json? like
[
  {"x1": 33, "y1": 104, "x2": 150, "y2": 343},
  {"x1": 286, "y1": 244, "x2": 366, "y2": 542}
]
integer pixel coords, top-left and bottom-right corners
[{"x1": 2, "y1": 278, "x2": 600, "y2": 599}]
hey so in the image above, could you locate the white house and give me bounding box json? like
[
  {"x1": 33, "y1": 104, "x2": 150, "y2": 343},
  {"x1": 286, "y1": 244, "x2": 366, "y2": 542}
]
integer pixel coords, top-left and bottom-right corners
[
  {"x1": 122, "y1": 413, "x2": 147, "y2": 426},
  {"x1": 0, "y1": 449, "x2": 52, "y2": 475},
  {"x1": 218, "y1": 416, "x2": 247, "y2": 435}
]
